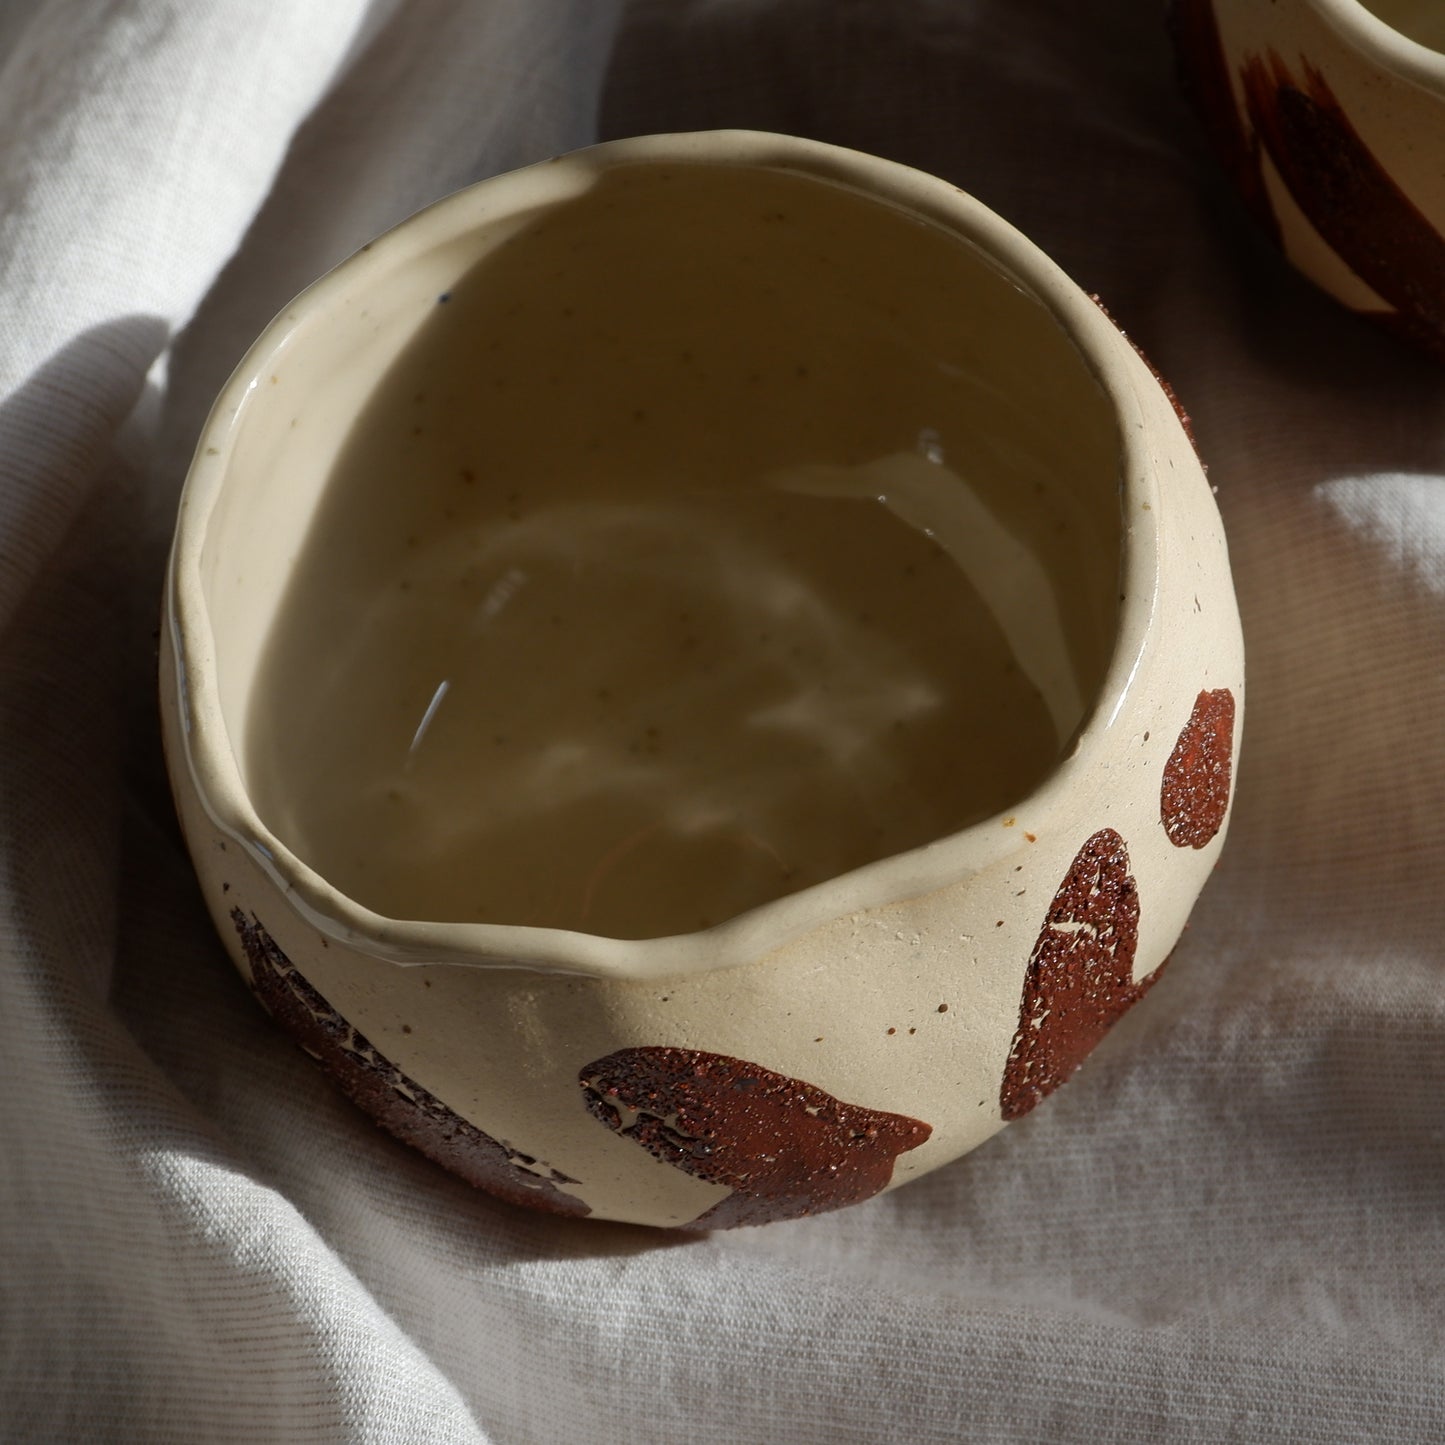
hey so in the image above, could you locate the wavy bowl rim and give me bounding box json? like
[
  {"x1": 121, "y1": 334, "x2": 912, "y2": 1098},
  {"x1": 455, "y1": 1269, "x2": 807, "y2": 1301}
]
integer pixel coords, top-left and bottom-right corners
[{"x1": 165, "y1": 128, "x2": 1165, "y2": 980}]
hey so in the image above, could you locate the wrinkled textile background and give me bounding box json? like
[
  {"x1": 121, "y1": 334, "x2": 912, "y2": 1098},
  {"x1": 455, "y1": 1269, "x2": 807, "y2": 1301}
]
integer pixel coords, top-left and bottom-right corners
[{"x1": 2, "y1": 1, "x2": 1443, "y2": 1440}]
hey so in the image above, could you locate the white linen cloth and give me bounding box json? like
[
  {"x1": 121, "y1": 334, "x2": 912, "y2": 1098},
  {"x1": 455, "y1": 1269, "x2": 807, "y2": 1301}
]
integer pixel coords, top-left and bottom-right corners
[{"x1": 2, "y1": 0, "x2": 1443, "y2": 1439}]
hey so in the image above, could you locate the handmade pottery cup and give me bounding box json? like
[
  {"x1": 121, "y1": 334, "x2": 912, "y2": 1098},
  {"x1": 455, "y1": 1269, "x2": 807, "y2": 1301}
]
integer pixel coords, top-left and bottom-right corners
[
  {"x1": 1171, "y1": 0, "x2": 1445, "y2": 358},
  {"x1": 162, "y1": 131, "x2": 1243, "y2": 1229}
]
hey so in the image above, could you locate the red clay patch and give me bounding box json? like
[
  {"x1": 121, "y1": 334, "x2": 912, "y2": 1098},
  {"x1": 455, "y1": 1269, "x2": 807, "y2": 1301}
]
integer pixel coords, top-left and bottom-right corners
[
  {"x1": 580, "y1": 1047, "x2": 931, "y2": 1229},
  {"x1": 1001, "y1": 829, "x2": 1161, "y2": 1120},
  {"x1": 233, "y1": 910, "x2": 589, "y2": 1217},
  {"x1": 1161, "y1": 687, "x2": 1236, "y2": 849}
]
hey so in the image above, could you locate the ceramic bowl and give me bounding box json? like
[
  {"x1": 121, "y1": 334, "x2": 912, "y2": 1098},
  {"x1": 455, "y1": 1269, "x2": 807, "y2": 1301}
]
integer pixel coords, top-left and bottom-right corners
[
  {"x1": 162, "y1": 131, "x2": 1243, "y2": 1229},
  {"x1": 1171, "y1": 0, "x2": 1445, "y2": 358}
]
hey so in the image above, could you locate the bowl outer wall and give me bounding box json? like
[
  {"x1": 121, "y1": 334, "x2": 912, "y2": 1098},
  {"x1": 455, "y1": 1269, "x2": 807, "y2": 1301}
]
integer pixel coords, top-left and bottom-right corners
[{"x1": 161, "y1": 130, "x2": 1244, "y2": 1226}]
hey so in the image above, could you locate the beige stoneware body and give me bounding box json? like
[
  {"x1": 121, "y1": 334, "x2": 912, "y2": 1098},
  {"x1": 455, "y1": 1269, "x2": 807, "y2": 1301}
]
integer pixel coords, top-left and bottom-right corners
[
  {"x1": 1171, "y1": 0, "x2": 1445, "y2": 358},
  {"x1": 162, "y1": 131, "x2": 1243, "y2": 1229}
]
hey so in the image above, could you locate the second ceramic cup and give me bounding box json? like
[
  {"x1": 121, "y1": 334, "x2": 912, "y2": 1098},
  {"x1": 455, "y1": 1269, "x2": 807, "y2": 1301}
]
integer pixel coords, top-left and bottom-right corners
[{"x1": 1172, "y1": 0, "x2": 1445, "y2": 358}]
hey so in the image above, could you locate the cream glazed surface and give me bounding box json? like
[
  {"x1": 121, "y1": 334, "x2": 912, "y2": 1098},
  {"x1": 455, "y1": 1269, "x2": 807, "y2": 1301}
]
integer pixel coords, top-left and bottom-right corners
[{"x1": 163, "y1": 131, "x2": 1244, "y2": 1229}]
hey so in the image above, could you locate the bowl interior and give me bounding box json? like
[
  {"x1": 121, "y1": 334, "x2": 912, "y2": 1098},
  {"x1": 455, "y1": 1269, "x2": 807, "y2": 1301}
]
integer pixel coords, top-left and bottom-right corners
[{"x1": 195, "y1": 156, "x2": 1123, "y2": 942}]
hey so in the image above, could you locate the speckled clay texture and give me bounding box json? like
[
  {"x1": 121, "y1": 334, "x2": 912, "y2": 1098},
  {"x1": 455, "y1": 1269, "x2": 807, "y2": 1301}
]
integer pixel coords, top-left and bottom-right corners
[{"x1": 162, "y1": 132, "x2": 1244, "y2": 1229}]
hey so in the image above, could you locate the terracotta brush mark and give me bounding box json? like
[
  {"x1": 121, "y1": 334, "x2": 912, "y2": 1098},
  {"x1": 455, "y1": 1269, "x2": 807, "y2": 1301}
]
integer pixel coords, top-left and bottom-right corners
[
  {"x1": 1161, "y1": 687, "x2": 1235, "y2": 848},
  {"x1": 232, "y1": 910, "x2": 589, "y2": 1216},
  {"x1": 1001, "y1": 829, "x2": 1164, "y2": 1120},
  {"x1": 1241, "y1": 51, "x2": 1445, "y2": 357},
  {"x1": 579, "y1": 1046, "x2": 931, "y2": 1229}
]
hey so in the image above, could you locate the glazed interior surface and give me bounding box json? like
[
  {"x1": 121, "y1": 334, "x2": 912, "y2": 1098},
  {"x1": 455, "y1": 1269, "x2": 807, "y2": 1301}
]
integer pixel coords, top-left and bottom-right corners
[
  {"x1": 1359, "y1": 0, "x2": 1445, "y2": 51},
  {"x1": 234, "y1": 161, "x2": 1121, "y2": 940}
]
